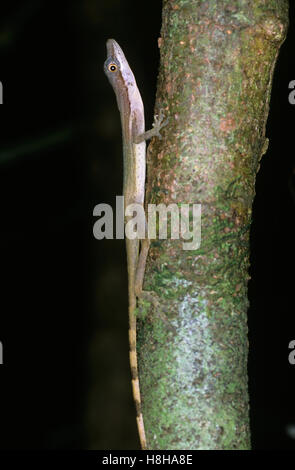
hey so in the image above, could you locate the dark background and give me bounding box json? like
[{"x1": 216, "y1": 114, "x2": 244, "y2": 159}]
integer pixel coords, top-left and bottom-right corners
[{"x1": 0, "y1": 0, "x2": 294, "y2": 450}]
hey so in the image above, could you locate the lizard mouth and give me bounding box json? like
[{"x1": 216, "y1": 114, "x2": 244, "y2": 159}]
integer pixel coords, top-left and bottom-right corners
[
  {"x1": 106, "y1": 39, "x2": 120, "y2": 59},
  {"x1": 105, "y1": 39, "x2": 129, "y2": 69}
]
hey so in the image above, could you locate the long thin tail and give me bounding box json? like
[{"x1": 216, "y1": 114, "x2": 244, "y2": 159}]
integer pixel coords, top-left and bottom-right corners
[
  {"x1": 129, "y1": 309, "x2": 147, "y2": 449},
  {"x1": 127, "y1": 236, "x2": 147, "y2": 449}
]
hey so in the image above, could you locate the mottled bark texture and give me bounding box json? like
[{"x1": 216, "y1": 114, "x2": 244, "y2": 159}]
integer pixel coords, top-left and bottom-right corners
[{"x1": 137, "y1": 0, "x2": 288, "y2": 450}]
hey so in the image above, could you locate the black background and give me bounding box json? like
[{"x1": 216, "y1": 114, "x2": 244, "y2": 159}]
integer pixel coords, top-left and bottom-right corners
[{"x1": 0, "y1": 0, "x2": 294, "y2": 450}]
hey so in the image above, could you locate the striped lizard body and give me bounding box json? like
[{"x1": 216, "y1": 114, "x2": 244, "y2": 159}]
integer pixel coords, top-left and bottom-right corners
[{"x1": 104, "y1": 39, "x2": 167, "y2": 450}]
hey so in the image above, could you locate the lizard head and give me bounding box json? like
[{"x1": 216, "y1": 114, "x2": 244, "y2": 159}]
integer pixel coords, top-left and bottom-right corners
[{"x1": 104, "y1": 39, "x2": 138, "y2": 114}]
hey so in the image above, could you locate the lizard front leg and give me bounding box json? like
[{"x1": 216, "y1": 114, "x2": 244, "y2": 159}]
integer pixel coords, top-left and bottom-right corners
[{"x1": 134, "y1": 108, "x2": 168, "y2": 144}]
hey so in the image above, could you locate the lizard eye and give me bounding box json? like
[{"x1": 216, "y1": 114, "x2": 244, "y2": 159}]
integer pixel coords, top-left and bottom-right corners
[{"x1": 108, "y1": 63, "x2": 118, "y2": 72}]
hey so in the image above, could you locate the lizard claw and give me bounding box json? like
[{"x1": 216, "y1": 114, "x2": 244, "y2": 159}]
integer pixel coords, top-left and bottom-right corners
[{"x1": 152, "y1": 108, "x2": 169, "y2": 140}]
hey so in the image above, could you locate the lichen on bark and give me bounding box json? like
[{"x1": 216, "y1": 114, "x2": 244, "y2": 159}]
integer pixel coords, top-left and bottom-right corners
[{"x1": 137, "y1": 0, "x2": 288, "y2": 450}]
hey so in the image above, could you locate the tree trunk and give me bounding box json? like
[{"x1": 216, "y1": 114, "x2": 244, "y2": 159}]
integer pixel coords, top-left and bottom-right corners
[{"x1": 137, "y1": 0, "x2": 288, "y2": 450}]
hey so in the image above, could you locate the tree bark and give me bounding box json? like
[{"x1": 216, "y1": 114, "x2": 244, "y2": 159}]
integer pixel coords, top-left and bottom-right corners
[{"x1": 137, "y1": 0, "x2": 288, "y2": 450}]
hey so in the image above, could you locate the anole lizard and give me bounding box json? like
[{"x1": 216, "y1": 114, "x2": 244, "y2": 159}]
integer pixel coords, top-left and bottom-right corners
[{"x1": 104, "y1": 39, "x2": 167, "y2": 449}]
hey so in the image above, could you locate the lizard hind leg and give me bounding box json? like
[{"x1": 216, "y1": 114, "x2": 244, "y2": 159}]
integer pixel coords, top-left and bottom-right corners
[{"x1": 135, "y1": 238, "x2": 150, "y2": 298}]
